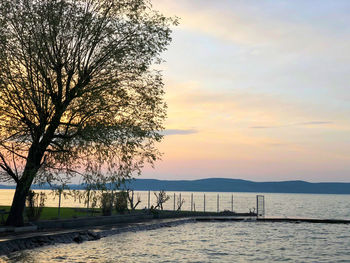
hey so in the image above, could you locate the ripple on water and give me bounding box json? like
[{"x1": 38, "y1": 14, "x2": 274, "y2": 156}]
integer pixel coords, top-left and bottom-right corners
[{"x1": 1, "y1": 222, "x2": 350, "y2": 263}]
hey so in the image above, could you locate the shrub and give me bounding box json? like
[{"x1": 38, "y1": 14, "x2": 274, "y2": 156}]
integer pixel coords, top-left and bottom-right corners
[
  {"x1": 101, "y1": 192, "x2": 114, "y2": 216},
  {"x1": 26, "y1": 190, "x2": 46, "y2": 221},
  {"x1": 115, "y1": 191, "x2": 128, "y2": 214}
]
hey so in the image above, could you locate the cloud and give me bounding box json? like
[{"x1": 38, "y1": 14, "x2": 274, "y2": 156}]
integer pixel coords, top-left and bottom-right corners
[
  {"x1": 153, "y1": 0, "x2": 350, "y2": 53},
  {"x1": 161, "y1": 129, "x2": 198, "y2": 136}
]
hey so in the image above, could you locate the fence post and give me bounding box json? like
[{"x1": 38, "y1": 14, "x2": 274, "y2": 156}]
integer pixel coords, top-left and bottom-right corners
[
  {"x1": 231, "y1": 194, "x2": 233, "y2": 212},
  {"x1": 217, "y1": 194, "x2": 219, "y2": 213},
  {"x1": 204, "y1": 194, "x2": 206, "y2": 212},
  {"x1": 191, "y1": 193, "x2": 193, "y2": 212},
  {"x1": 58, "y1": 190, "x2": 62, "y2": 218},
  {"x1": 148, "y1": 190, "x2": 150, "y2": 209},
  {"x1": 256, "y1": 195, "x2": 265, "y2": 217},
  {"x1": 174, "y1": 193, "x2": 176, "y2": 211},
  {"x1": 86, "y1": 190, "x2": 90, "y2": 216},
  {"x1": 179, "y1": 193, "x2": 182, "y2": 211},
  {"x1": 132, "y1": 190, "x2": 134, "y2": 207}
]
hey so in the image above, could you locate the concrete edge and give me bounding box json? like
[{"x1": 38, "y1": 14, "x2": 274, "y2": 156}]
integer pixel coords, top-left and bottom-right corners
[
  {"x1": 1, "y1": 215, "x2": 349, "y2": 256},
  {"x1": 0, "y1": 218, "x2": 196, "y2": 256}
]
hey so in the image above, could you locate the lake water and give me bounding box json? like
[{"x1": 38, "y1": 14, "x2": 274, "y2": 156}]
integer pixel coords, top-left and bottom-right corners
[
  {"x1": 1, "y1": 191, "x2": 350, "y2": 262},
  {"x1": 2, "y1": 221, "x2": 350, "y2": 262},
  {"x1": 1, "y1": 189, "x2": 350, "y2": 219}
]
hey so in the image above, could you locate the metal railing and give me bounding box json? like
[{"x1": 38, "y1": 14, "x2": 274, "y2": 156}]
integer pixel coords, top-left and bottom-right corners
[{"x1": 143, "y1": 191, "x2": 260, "y2": 214}]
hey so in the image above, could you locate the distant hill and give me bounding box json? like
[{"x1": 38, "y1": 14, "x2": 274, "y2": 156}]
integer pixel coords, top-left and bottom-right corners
[
  {"x1": 122, "y1": 178, "x2": 350, "y2": 194},
  {"x1": 1, "y1": 178, "x2": 349, "y2": 194}
]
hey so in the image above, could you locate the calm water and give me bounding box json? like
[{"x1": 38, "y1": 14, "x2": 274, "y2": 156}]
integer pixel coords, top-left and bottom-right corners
[
  {"x1": 1, "y1": 190, "x2": 350, "y2": 219},
  {"x1": 1, "y1": 191, "x2": 350, "y2": 262},
  {"x1": 2, "y1": 221, "x2": 350, "y2": 263}
]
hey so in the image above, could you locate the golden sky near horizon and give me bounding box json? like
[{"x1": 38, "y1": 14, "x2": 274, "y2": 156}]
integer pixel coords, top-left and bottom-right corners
[{"x1": 141, "y1": 0, "x2": 350, "y2": 182}]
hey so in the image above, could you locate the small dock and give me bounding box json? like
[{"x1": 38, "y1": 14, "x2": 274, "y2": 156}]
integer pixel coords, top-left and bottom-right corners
[{"x1": 194, "y1": 216, "x2": 350, "y2": 224}]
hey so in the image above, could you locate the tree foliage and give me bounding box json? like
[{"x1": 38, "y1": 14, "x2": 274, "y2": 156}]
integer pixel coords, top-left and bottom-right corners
[{"x1": 0, "y1": 0, "x2": 177, "y2": 226}]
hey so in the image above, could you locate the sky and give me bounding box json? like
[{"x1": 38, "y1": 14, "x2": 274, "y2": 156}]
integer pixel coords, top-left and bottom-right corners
[{"x1": 141, "y1": 0, "x2": 350, "y2": 182}]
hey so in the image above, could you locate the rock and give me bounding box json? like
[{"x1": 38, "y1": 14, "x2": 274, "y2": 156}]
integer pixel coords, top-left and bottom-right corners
[
  {"x1": 87, "y1": 231, "x2": 100, "y2": 240},
  {"x1": 0, "y1": 244, "x2": 10, "y2": 255},
  {"x1": 6, "y1": 242, "x2": 17, "y2": 253},
  {"x1": 16, "y1": 241, "x2": 26, "y2": 250},
  {"x1": 73, "y1": 235, "x2": 84, "y2": 243}
]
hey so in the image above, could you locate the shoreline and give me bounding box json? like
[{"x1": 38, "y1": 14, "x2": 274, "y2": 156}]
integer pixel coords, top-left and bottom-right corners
[
  {"x1": 0, "y1": 210, "x2": 253, "y2": 256},
  {"x1": 1, "y1": 211, "x2": 350, "y2": 256},
  {"x1": 0, "y1": 217, "x2": 197, "y2": 256}
]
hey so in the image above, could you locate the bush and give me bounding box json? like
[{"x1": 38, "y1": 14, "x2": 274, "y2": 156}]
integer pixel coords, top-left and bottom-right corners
[
  {"x1": 26, "y1": 190, "x2": 46, "y2": 221},
  {"x1": 115, "y1": 191, "x2": 128, "y2": 214},
  {"x1": 101, "y1": 192, "x2": 114, "y2": 216}
]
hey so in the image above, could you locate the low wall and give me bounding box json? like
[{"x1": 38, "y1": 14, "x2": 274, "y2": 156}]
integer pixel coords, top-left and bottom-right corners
[
  {"x1": 34, "y1": 210, "x2": 253, "y2": 230},
  {"x1": 34, "y1": 213, "x2": 154, "y2": 230}
]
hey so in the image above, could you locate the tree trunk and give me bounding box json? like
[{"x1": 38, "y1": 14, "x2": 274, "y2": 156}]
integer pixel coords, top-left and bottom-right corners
[
  {"x1": 5, "y1": 106, "x2": 63, "y2": 226},
  {"x1": 6, "y1": 160, "x2": 39, "y2": 226},
  {"x1": 6, "y1": 180, "x2": 32, "y2": 226}
]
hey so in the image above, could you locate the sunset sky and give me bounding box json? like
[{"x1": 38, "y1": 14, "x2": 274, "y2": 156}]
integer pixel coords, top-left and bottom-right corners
[{"x1": 141, "y1": 0, "x2": 350, "y2": 182}]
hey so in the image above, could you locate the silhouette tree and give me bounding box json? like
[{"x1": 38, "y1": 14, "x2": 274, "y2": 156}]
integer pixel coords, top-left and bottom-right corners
[
  {"x1": 0, "y1": 0, "x2": 176, "y2": 226},
  {"x1": 154, "y1": 190, "x2": 169, "y2": 210}
]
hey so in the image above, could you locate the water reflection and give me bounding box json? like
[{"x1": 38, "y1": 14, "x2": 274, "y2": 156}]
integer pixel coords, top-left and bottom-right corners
[
  {"x1": 3, "y1": 252, "x2": 36, "y2": 263},
  {"x1": 2, "y1": 222, "x2": 350, "y2": 263}
]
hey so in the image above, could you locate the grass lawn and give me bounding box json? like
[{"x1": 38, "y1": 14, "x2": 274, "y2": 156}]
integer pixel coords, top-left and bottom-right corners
[
  {"x1": 0, "y1": 206, "x2": 230, "y2": 225},
  {"x1": 0, "y1": 206, "x2": 110, "y2": 223},
  {"x1": 36, "y1": 206, "x2": 102, "y2": 220}
]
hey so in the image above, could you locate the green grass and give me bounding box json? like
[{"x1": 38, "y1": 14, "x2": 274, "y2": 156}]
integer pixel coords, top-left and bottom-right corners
[
  {"x1": 0, "y1": 206, "x2": 151, "y2": 224},
  {"x1": 0, "y1": 206, "x2": 109, "y2": 223},
  {"x1": 37, "y1": 206, "x2": 101, "y2": 220},
  {"x1": 0, "y1": 206, "x2": 230, "y2": 225}
]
